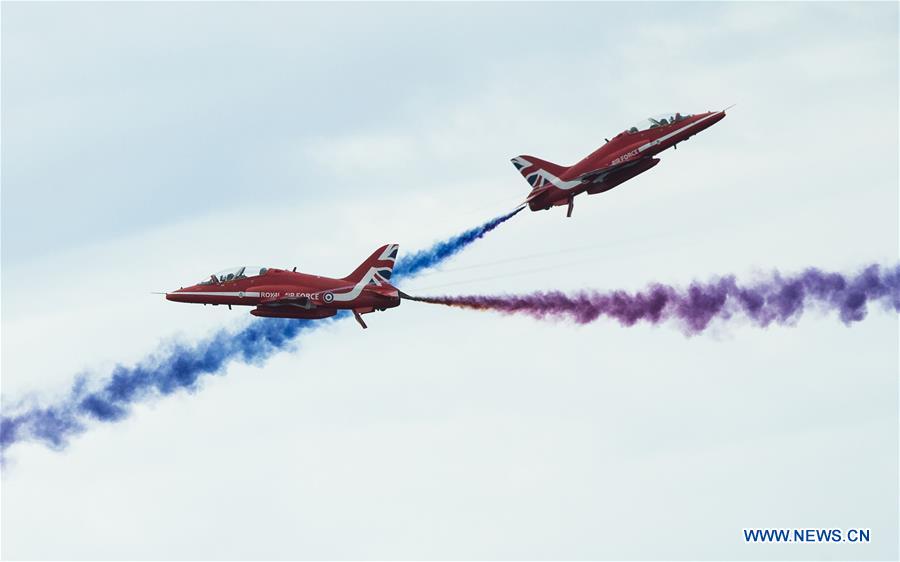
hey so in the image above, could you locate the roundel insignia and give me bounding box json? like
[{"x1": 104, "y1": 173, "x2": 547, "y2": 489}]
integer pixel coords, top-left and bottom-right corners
[
  {"x1": 238, "y1": 291, "x2": 245, "y2": 297},
  {"x1": 323, "y1": 292, "x2": 334, "y2": 303}
]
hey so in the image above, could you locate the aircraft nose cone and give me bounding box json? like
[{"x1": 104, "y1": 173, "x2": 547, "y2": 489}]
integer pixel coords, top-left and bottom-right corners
[
  {"x1": 165, "y1": 290, "x2": 188, "y2": 302},
  {"x1": 694, "y1": 111, "x2": 726, "y2": 133}
]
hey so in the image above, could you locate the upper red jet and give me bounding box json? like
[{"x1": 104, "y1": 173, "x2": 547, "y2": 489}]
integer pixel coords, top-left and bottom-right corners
[
  {"x1": 512, "y1": 108, "x2": 729, "y2": 217},
  {"x1": 165, "y1": 244, "x2": 401, "y2": 329}
]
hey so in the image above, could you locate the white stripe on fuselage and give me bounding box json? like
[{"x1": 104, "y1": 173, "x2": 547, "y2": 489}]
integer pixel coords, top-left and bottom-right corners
[
  {"x1": 171, "y1": 291, "x2": 261, "y2": 297},
  {"x1": 331, "y1": 267, "x2": 381, "y2": 302},
  {"x1": 172, "y1": 274, "x2": 375, "y2": 303},
  {"x1": 638, "y1": 111, "x2": 721, "y2": 152},
  {"x1": 526, "y1": 169, "x2": 582, "y2": 192}
]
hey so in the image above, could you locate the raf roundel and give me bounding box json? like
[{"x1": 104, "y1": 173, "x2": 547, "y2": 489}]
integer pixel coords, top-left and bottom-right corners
[{"x1": 323, "y1": 292, "x2": 334, "y2": 303}]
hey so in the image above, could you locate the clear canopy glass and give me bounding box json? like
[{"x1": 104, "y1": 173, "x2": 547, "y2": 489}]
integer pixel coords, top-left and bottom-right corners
[
  {"x1": 198, "y1": 266, "x2": 269, "y2": 285},
  {"x1": 626, "y1": 112, "x2": 692, "y2": 133}
]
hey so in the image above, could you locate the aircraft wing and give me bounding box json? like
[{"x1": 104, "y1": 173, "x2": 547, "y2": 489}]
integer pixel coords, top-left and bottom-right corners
[{"x1": 576, "y1": 157, "x2": 649, "y2": 184}]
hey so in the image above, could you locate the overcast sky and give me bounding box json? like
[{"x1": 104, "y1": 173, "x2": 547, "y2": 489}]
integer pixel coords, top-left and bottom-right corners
[{"x1": 2, "y1": 2, "x2": 898, "y2": 560}]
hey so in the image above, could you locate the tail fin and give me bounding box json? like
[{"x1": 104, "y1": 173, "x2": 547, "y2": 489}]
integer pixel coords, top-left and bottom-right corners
[
  {"x1": 343, "y1": 244, "x2": 398, "y2": 285},
  {"x1": 511, "y1": 155, "x2": 571, "y2": 195},
  {"x1": 511, "y1": 155, "x2": 568, "y2": 181}
]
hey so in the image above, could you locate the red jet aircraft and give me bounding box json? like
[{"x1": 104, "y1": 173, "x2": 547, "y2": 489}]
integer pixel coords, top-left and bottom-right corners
[
  {"x1": 165, "y1": 244, "x2": 400, "y2": 329},
  {"x1": 512, "y1": 108, "x2": 729, "y2": 217}
]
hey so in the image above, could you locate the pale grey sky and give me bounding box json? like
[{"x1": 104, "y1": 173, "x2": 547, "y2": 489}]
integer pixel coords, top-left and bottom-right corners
[{"x1": 2, "y1": 2, "x2": 898, "y2": 560}]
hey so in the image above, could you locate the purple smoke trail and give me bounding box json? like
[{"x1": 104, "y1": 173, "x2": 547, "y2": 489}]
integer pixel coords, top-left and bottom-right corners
[
  {"x1": 1, "y1": 210, "x2": 521, "y2": 457},
  {"x1": 405, "y1": 264, "x2": 900, "y2": 334}
]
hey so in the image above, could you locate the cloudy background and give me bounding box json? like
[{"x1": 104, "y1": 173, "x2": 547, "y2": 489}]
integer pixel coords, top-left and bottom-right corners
[{"x1": 2, "y1": 2, "x2": 897, "y2": 560}]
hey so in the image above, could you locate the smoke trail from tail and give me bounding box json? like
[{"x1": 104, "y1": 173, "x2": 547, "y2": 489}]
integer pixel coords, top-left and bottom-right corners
[
  {"x1": 1, "y1": 210, "x2": 520, "y2": 456},
  {"x1": 1, "y1": 314, "x2": 344, "y2": 455},
  {"x1": 405, "y1": 264, "x2": 900, "y2": 334},
  {"x1": 393, "y1": 207, "x2": 522, "y2": 279}
]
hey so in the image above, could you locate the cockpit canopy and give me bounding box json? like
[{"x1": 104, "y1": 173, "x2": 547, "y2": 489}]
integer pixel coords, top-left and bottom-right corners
[
  {"x1": 626, "y1": 112, "x2": 692, "y2": 134},
  {"x1": 198, "y1": 266, "x2": 269, "y2": 285}
]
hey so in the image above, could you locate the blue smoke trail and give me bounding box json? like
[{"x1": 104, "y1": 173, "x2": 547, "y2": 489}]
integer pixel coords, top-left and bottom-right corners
[
  {"x1": 393, "y1": 207, "x2": 522, "y2": 278},
  {"x1": 1, "y1": 315, "x2": 342, "y2": 455},
  {"x1": 1, "y1": 210, "x2": 520, "y2": 456}
]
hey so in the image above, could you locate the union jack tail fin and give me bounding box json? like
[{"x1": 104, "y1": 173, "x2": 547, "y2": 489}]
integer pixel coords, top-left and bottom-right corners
[
  {"x1": 343, "y1": 244, "x2": 398, "y2": 286},
  {"x1": 511, "y1": 155, "x2": 569, "y2": 193}
]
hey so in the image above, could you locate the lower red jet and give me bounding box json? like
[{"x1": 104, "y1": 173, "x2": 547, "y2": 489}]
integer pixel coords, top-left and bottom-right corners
[
  {"x1": 513, "y1": 108, "x2": 729, "y2": 217},
  {"x1": 165, "y1": 244, "x2": 401, "y2": 329}
]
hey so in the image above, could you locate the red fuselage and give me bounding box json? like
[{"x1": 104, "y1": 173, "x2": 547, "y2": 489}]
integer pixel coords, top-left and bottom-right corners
[
  {"x1": 166, "y1": 244, "x2": 401, "y2": 327},
  {"x1": 166, "y1": 269, "x2": 400, "y2": 318},
  {"x1": 514, "y1": 109, "x2": 727, "y2": 215}
]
